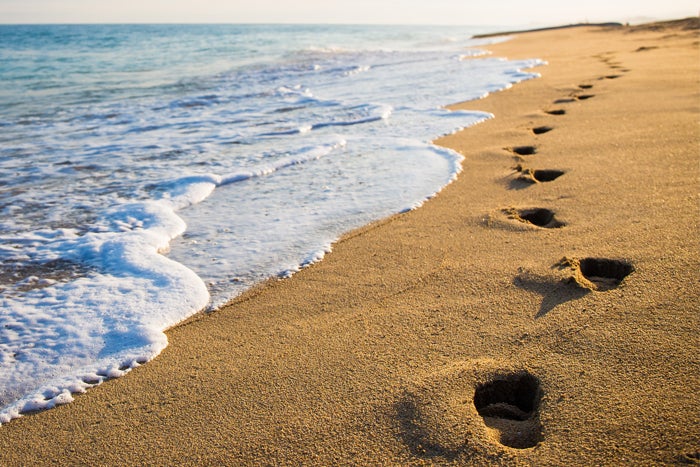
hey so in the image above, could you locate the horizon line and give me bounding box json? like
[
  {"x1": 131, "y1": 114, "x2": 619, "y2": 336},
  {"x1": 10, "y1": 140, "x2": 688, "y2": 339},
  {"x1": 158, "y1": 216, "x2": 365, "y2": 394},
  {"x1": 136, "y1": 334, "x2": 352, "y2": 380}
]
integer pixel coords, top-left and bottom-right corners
[{"x1": 0, "y1": 16, "x2": 680, "y2": 28}]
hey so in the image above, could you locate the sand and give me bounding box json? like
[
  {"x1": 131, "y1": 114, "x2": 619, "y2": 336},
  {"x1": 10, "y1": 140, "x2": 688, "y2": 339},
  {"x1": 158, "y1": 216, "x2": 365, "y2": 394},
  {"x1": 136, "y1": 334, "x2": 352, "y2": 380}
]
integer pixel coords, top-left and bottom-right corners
[{"x1": 1, "y1": 19, "x2": 699, "y2": 466}]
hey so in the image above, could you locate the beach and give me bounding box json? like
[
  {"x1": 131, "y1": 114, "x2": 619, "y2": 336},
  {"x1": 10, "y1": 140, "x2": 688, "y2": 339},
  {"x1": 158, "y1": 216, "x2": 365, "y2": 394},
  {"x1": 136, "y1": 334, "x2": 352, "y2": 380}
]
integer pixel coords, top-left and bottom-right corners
[{"x1": 1, "y1": 18, "x2": 698, "y2": 466}]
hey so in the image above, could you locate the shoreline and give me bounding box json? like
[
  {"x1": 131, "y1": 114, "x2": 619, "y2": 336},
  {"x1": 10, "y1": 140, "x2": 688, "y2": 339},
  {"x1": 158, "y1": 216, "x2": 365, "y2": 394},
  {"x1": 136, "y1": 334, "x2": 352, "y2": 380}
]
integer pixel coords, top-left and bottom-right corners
[
  {"x1": 471, "y1": 21, "x2": 624, "y2": 38},
  {"x1": 1, "y1": 18, "x2": 698, "y2": 465}
]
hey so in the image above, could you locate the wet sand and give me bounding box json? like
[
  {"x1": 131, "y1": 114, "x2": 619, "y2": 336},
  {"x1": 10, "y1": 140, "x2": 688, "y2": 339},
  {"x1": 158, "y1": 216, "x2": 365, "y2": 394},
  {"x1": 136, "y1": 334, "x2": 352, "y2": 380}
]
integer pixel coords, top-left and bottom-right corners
[{"x1": 1, "y1": 19, "x2": 698, "y2": 466}]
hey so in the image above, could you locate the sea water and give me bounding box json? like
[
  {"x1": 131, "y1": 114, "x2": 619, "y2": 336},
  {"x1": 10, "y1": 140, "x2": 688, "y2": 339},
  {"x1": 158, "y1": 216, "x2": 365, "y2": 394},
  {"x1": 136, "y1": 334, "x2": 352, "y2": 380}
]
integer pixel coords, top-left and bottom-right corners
[{"x1": 0, "y1": 24, "x2": 543, "y2": 424}]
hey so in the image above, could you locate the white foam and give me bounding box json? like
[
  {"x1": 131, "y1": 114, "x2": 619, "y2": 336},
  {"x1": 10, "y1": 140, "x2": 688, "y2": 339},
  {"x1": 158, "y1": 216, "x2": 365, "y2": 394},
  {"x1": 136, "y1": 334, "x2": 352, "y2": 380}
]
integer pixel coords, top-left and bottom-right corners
[{"x1": 0, "y1": 197, "x2": 210, "y2": 423}]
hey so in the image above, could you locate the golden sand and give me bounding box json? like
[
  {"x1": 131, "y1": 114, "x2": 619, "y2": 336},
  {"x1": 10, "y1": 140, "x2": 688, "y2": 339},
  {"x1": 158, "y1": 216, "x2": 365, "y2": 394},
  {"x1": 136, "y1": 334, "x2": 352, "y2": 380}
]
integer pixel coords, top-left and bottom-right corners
[{"x1": 1, "y1": 19, "x2": 698, "y2": 466}]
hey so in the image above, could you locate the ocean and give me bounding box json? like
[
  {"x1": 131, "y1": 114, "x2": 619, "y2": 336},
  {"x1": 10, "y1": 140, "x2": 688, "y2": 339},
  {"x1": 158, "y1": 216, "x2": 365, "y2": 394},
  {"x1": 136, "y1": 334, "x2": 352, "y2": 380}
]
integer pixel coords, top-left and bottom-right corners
[{"x1": 0, "y1": 24, "x2": 543, "y2": 424}]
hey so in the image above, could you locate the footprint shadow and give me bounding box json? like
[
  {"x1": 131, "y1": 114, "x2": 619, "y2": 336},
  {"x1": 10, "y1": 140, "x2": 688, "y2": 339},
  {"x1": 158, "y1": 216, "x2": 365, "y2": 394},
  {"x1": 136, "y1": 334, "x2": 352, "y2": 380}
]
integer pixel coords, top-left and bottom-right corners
[
  {"x1": 507, "y1": 178, "x2": 535, "y2": 191},
  {"x1": 395, "y1": 396, "x2": 463, "y2": 460},
  {"x1": 514, "y1": 272, "x2": 590, "y2": 318}
]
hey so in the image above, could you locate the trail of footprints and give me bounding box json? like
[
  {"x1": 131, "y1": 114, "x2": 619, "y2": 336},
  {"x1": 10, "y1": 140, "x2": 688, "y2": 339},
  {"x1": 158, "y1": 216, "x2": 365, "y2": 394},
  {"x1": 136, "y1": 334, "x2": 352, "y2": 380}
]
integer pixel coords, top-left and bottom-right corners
[{"x1": 399, "y1": 54, "x2": 636, "y2": 459}]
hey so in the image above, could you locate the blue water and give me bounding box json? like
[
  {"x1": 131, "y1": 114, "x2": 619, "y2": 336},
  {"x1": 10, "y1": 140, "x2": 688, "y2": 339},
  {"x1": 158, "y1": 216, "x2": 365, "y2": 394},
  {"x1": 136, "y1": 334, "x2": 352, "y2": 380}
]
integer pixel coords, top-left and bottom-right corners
[{"x1": 0, "y1": 24, "x2": 543, "y2": 424}]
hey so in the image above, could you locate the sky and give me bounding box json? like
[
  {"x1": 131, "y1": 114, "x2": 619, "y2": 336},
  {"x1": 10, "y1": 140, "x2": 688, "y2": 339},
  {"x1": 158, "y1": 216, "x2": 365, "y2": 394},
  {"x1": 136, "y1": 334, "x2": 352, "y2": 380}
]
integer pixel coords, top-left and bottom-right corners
[{"x1": 0, "y1": 0, "x2": 697, "y2": 26}]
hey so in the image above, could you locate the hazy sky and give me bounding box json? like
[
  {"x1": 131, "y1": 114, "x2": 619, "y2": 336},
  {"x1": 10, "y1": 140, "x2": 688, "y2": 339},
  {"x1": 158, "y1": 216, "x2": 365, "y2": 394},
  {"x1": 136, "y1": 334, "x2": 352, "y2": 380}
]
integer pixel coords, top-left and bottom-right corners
[{"x1": 0, "y1": 0, "x2": 697, "y2": 26}]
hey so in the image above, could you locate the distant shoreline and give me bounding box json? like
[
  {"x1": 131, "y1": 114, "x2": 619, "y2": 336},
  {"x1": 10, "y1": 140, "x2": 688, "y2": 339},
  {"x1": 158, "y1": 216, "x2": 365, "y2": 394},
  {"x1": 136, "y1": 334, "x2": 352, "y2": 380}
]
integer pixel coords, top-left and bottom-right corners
[
  {"x1": 472, "y1": 22, "x2": 624, "y2": 38},
  {"x1": 472, "y1": 16, "x2": 699, "y2": 38}
]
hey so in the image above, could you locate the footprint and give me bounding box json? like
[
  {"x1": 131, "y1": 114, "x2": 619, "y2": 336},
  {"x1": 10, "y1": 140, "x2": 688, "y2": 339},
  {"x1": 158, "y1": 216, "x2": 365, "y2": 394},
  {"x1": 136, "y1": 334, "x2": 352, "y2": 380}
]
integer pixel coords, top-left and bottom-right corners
[
  {"x1": 506, "y1": 207, "x2": 565, "y2": 229},
  {"x1": 600, "y1": 74, "x2": 621, "y2": 80},
  {"x1": 517, "y1": 168, "x2": 565, "y2": 184},
  {"x1": 557, "y1": 257, "x2": 634, "y2": 291},
  {"x1": 508, "y1": 145, "x2": 537, "y2": 156},
  {"x1": 555, "y1": 94, "x2": 594, "y2": 104},
  {"x1": 473, "y1": 371, "x2": 544, "y2": 449},
  {"x1": 532, "y1": 169, "x2": 565, "y2": 182},
  {"x1": 486, "y1": 207, "x2": 565, "y2": 232},
  {"x1": 578, "y1": 258, "x2": 634, "y2": 290},
  {"x1": 545, "y1": 109, "x2": 566, "y2": 115},
  {"x1": 678, "y1": 451, "x2": 700, "y2": 464},
  {"x1": 532, "y1": 126, "x2": 553, "y2": 135},
  {"x1": 593, "y1": 54, "x2": 629, "y2": 74},
  {"x1": 396, "y1": 360, "x2": 545, "y2": 462},
  {"x1": 578, "y1": 84, "x2": 593, "y2": 89}
]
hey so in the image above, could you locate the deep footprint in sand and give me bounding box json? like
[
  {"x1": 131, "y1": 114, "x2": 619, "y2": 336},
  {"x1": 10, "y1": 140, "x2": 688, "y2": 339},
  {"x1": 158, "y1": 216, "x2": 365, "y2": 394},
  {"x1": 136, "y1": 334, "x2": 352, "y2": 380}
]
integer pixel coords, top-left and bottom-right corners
[
  {"x1": 507, "y1": 207, "x2": 565, "y2": 229},
  {"x1": 555, "y1": 94, "x2": 594, "y2": 104},
  {"x1": 396, "y1": 360, "x2": 545, "y2": 462},
  {"x1": 508, "y1": 145, "x2": 537, "y2": 156},
  {"x1": 578, "y1": 257, "x2": 634, "y2": 290},
  {"x1": 532, "y1": 126, "x2": 553, "y2": 135},
  {"x1": 559, "y1": 257, "x2": 634, "y2": 291},
  {"x1": 517, "y1": 168, "x2": 565, "y2": 184},
  {"x1": 546, "y1": 109, "x2": 566, "y2": 115},
  {"x1": 473, "y1": 371, "x2": 544, "y2": 449},
  {"x1": 486, "y1": 207, "x2": 564, "y2": 232},
  {"x1": 531, "y1": 169, "x2": 564, "y2": 182}
]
